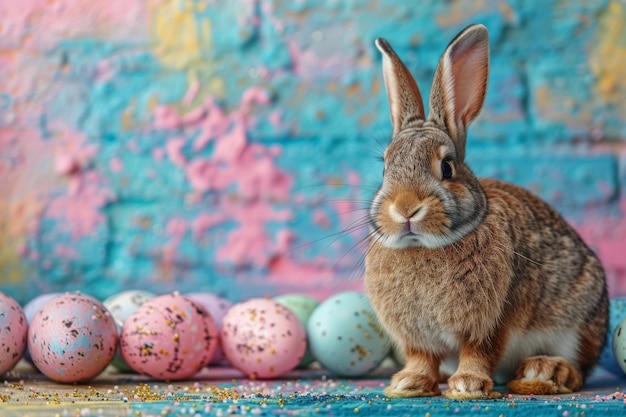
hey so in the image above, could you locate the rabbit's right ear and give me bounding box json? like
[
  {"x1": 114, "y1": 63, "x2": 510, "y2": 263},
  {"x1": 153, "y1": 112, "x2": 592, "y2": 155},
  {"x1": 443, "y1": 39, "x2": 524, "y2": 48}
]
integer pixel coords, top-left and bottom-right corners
[
  {"x1": 375, "y1": 38, "x2": 426, "y2": 137},
  {"x1": 428, "y1": 24, "x2": 489, "y2": 162}
]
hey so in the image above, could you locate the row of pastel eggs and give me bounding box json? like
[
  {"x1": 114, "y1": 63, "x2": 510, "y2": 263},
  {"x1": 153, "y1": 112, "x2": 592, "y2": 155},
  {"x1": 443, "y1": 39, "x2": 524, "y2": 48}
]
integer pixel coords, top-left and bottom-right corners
[{"x1": 0, "y1": 290, "x2": 391, "y2": 383}]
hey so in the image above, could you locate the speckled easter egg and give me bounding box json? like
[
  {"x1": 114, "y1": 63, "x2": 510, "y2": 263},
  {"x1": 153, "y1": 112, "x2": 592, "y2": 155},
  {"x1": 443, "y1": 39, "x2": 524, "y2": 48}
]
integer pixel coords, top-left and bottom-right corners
[
  {"x1": 273, "y1": 293, "x2": 319, "y2": 367},
  {"x1": 307, "y1": 292, "x2": 390, "y2": 376},
  {"x1": 600, "y1": 297, "x2": 626, "y2": 375},
  {"x1": 0, "y1": 293, "x2": 28, "y2": 375},
  {"x1": 28, "y1": 292, "x2": 118, "y2": 382},
  {"x1": 221, "y1": 298, "x2": 307, "y2": 379},
  {"x1": 103, "y1": 290, "x2": 156, "y2": 372},
  {"x1": 22, "y1": 293, "x2": 62, "y2": 365},
  {"x1": 119, "y1": 293, "x2": 218, "y2": 380},
  {"x1": 104, "y1": 290, "x2": 156, "y2": 326},
  {"x1": 185, "y1": 292, "x2": 233, "y2": 364},
  {"x1": 613, "y1": 316, "x2": 626, "y2": 375}
]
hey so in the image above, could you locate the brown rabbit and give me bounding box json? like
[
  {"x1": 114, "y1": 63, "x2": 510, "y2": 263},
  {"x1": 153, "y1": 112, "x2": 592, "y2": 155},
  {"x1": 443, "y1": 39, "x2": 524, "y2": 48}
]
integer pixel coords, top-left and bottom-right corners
[{"x1": 364, "y1": 24, "x2": 608, "y2": 399}]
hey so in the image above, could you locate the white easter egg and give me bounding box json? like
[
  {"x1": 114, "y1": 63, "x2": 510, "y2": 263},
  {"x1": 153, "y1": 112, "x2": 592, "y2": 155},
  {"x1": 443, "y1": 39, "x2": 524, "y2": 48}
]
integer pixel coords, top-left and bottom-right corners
[{"x1": 612, "y1": 316, "x2": 626, "y2": 375}]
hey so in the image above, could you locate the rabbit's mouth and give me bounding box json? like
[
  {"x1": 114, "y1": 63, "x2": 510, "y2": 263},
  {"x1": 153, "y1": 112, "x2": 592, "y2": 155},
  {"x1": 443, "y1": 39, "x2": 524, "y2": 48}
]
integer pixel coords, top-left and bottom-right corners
[
  {"x1": 376, "y1": 230, "x2": 427, "y2": 249},
  {"x1": 400, "y1": 232, "x2": 423, "y2": 246},
  {"x1": 373, "y1": 226, "x2": 463, "y2": 250}
]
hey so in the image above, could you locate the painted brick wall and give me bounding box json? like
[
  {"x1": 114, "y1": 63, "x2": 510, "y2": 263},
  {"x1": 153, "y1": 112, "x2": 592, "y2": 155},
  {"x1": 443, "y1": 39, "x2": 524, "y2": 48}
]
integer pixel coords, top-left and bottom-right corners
[{"x1": 1, "y1": 0, "x2": 625, "y2": 304}]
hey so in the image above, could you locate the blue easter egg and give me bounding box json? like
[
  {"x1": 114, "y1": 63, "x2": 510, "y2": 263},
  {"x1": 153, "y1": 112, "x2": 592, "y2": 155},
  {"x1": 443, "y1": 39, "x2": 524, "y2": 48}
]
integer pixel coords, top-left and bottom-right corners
[{"x1": 307, "y1": 291, "x2": 390, "y2": 376}]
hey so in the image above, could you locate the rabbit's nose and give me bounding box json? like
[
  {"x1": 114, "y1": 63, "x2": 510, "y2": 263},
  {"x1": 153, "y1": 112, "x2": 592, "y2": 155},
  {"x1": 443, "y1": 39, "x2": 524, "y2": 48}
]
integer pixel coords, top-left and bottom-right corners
[{"x1": 391, "y1": 191, "x2": 423, "y2": 219}]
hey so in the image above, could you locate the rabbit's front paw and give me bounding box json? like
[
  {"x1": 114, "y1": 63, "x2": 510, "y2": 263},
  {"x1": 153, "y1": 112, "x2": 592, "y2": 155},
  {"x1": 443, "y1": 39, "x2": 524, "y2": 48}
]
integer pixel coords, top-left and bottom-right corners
[
  {"x1": 383, "y1": 369, "x2": 441, "y2": 398},
  {"x1": 507, "y1": 355, "x2": 583, "y2": 395},
  {"x1": 443, "y1": 373, "x2": 501, "y2": 399}
]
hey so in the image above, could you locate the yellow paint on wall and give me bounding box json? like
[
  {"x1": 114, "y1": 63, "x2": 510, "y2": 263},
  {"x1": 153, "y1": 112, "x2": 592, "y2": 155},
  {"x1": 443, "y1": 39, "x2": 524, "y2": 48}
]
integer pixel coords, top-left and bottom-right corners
[
  {"x1": 0, "y1": 199, "x2": 40, "y2": 286},
  {"x1": 121, "y1": 98, "x2": 137, "y2": 131},
  {"x1": 0, "y1": 232, "x2": 23, "y2": 285},
  {"x1": 590, "y1": 1, "x2": 626, "y2": 105},
  {"x1": 436, "y1": 0, "x2": 487, "y2": 28},
  {"x1": 148, "y1": 0, "x2": 212, "y2": 70},
  {"x1": 534, "y1": 85, "x2": 589, "y2": 128}
]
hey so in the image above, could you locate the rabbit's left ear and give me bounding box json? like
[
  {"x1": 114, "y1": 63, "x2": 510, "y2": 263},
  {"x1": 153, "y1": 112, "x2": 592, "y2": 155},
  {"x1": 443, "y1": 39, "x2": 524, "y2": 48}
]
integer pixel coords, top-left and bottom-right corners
[{"x1": 428, "y1": 24, "x2": 489, "y2": 162}]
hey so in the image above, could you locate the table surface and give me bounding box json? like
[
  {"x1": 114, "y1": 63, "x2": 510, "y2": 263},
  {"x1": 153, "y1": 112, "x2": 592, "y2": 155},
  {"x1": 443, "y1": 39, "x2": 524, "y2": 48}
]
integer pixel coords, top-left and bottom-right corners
[{"x1": 3, "y1": 360, "x2": 626, "y2": 417}]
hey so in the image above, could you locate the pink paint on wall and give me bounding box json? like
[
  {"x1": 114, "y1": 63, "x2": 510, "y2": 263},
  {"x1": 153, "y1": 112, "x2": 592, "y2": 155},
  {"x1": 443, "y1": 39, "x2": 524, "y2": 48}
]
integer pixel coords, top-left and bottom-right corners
[
  {"x1": 152, "y1": 148, "x2": 165, "y2": 161},
  {"x1": 52, "y1": 124, "x2": 99, "y2": 176},
  {"x1": 192, "y1": 213, "x2": 228, "y2": 241},
  {"x1": 109, "y1": 157, "x2": 123, "y2": 173},
  {"x1": 1, "y1": 122, "x2": 114, "y2": 242},
  {"x1": 47, "y1": 124, "x2": 114, "y2": 238},
  {"x1": 150, "y1": 87, "x2": 304, "y2": 272},
  {"x1": 575, "y1": 203, "x2": 626, "y2": 296},
  {"x1": 268, "y1": 110, "x2": 284, "y2": 130},
  {"x1": 161, "y1": 217, "x2": 189, "y2": 264},
  {"x1": 94, "y1": 59, "x2": 116, "y2": 84},
  {"x1": 182, "y1": 79, "x2": 201, "y2": 106},
  {"x1": 154, "y1": 106, "x2": 183, "y2": 130},
  {"x1": 180, "y1": 106, "x2": 207, "y2": 126},
  {"x1": 213, "y1": 120, "x2": 247, "y2": 162},
  {"x1": 193, "y1": 99, "x2": 229, "y2": 151},
  {"x1": 240, "y1": 87, "x2": 270, "y2": 115},
  {"x1": 166, "y1": 137, "x2": 187, "y2": 168},
  {"x1": 0, "y1": 0, "x2": 148, "y2": 50},
  {"x1": 265, "y1": 229, "x2": 362, "y2": 291},
  {"x1": 215, "y1": 199, "x2": 292, "y2": 268},
  {"x1": 54, "y1": 154, "x2": 81, "y2": 176},
  {"x1": 285, "y1": 39, "x2": 353, "y2": 81},
  {"x1": 166, "y1": 217, "x2": 188, "y2": 238},
  {"x1": 187, "y1": 158, "x2": 225, "y2": 192},
  {"x1": 55, "y1": 245, "x2": 79, "y2": 259},
  {"x1": 46, "y1": 171, "x2": 115, "y2": 239},
  {"x1": 313, "y1": 209, "x2": 331, "y2": 228}
]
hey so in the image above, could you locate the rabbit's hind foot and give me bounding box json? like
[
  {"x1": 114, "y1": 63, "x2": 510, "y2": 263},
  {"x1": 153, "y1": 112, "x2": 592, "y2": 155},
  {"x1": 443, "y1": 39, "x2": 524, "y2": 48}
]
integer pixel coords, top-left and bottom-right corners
[{"x1": 507, "y1": 355, "x2": 583, "y2": 395}]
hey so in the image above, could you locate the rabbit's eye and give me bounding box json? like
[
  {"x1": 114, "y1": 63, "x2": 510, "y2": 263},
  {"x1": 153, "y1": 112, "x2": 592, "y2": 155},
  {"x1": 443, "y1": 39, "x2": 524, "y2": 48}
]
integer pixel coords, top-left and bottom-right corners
[{"x1": 441, "y1": 160, "x2": 453, "y2": 179}]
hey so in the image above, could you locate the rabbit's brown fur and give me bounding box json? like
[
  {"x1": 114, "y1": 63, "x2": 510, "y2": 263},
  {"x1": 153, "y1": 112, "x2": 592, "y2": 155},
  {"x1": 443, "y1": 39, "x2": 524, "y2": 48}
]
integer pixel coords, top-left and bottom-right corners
[{"x1": 365, "y1": 25, "x2": 608, "y2": 399}]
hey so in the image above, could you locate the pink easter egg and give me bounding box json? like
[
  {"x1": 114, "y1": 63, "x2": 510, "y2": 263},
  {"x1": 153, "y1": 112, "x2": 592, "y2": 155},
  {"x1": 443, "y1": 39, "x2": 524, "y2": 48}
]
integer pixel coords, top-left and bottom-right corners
[
  {"x1": 119, "y1": 293, "x2": 218, "y2": 380},
  {"x1": 23, "y1": 293, "x2": 62, "y2": 365},
  {"x1": 28, "y1": 292, "x2": 118, "y2": 383},
  {"x1": 221, "y1": 298, "x2": 306, "y2": 379},
  {"x1": 185, "y1": 292, "x2": 232, "y2": 364},
  {"x1": 0, "y1": 292, "x2": 28, "y2": 375}
]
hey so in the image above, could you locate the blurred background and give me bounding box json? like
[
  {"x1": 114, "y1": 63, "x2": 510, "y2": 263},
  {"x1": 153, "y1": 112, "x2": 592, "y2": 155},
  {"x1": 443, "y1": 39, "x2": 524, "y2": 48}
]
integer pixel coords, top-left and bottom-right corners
[{"x1": 1, "y1": 0, "x2": 625, "y2": 305}]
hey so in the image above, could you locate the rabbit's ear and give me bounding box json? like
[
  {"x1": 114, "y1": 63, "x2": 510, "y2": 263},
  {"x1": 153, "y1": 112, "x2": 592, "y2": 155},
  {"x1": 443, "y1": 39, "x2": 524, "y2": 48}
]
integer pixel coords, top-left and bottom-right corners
[
  {"x1": 375, "y1": 38, "x2": 426, "y2": 136},
  {"x1": 428, "y1": 24, "x2": 489, "y2": 162}
]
